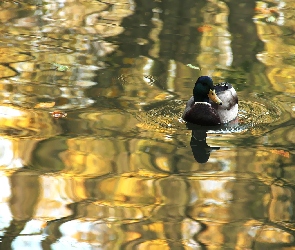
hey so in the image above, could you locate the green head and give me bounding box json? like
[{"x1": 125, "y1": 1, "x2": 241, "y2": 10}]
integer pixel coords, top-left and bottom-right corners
[
  {"x1": 193, "y1": 76, "x2": 222, "y2": 104},
  {"x1": 193, "y1": 76, "x2": 214, "y2": 102}
]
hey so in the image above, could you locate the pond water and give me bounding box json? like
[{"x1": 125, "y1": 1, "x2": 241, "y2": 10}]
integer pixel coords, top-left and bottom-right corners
[{"x1": 0, "y1": 0, "x2": 295, "y2": 249}]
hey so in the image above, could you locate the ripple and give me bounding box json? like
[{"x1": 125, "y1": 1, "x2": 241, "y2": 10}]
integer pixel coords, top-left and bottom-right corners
[
  {"x1": 238, "y1": 98, "x2": 281, "y2": 126},
  {"x1": 136, "y1": 95, "x2": 281, "y2": 135},
  {"x1": 136, "y1": 99, "x2": 185, "y2": 132}
]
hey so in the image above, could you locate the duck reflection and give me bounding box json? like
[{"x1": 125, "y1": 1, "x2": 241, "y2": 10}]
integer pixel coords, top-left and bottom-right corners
[{"x1": 190, "y1": 129, "x2": 220, "y2": 163}]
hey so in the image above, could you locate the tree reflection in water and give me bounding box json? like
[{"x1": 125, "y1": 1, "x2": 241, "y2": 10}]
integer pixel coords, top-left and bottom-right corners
[{"x1": 0, "y1": 0, "x2": 295, "y2": 249}]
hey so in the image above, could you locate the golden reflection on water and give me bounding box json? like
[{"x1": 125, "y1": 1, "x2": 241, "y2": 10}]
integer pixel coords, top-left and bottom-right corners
[{"x1": 0, "y1": 0, "x2": 295, "y2": 249}]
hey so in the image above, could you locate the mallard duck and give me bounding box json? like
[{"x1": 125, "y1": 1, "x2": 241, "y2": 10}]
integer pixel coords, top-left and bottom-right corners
[{"x1": 182, "y1": 76, "x2": 238, "y2": 126}]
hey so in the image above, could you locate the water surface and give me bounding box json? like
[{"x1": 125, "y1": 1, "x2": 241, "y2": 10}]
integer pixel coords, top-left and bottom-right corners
[{"x1": 0, "y1": 0, "x2": 295, "y2": 249}]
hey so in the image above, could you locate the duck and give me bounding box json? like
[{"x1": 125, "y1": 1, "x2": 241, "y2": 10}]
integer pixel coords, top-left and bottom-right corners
[{"x1": 182, "y1": 76, "x2": 238, "y2": 126}]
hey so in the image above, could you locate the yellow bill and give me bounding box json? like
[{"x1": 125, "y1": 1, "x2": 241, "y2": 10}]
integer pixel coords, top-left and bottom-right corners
[{"x1": 208, "y1": 89, "x2": 222, "y2": 105}]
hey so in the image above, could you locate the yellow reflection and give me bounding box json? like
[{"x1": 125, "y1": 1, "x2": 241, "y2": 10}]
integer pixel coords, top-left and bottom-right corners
[
  {"x1": 138, "y1": 240, "x2": 170, "y2": 250},
  {"x1": 258, "y1": 226, "x2": 292, "y2": 244},
  {"x1": 0, "y1": 105, "x2": 62, "y2": 137},
  {"x1": 149, "y1": 222, "x2": 164, "y2": 235},
  {"x1": 60, "y1": 150, "x2": 113, "y2": 177},
  {"x1": 125, "y1": 231, "x2": 141, "y2": 242},
  {"x1": 0, "y1": 65, "x2": 16, "y2": 78}
]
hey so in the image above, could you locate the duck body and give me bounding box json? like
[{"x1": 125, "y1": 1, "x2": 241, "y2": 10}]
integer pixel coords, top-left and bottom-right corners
[{"x1": 182, "y1": 76, "x2": 238, "y2": 126}]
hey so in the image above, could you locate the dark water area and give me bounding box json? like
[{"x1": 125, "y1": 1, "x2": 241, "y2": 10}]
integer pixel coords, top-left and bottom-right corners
[{"x1": 0, "y1": 0, "x2": 295, "y2": 249}]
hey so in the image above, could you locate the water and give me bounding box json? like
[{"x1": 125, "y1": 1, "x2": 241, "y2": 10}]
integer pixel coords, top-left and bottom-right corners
[{"x1": 0, "y1": 0, "x2": 295, "y2": 249}]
